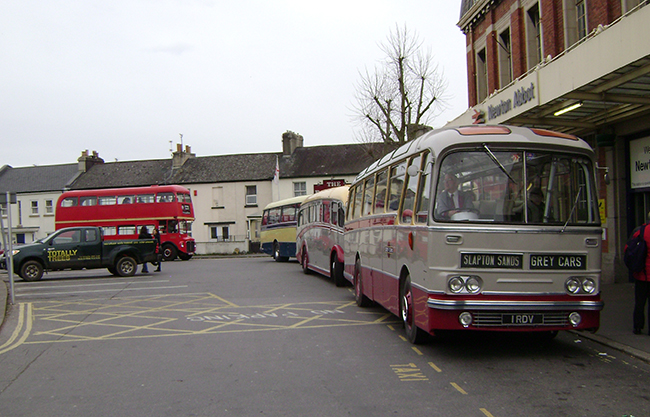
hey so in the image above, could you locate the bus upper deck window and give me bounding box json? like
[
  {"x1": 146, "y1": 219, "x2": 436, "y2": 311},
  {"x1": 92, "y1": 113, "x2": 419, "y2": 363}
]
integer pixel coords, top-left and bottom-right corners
[
  {"x1": 80, "y1": 196, "x2": 97, "y2": 206},
  {"x1": 61, "y1": 197, "x2": 78, "y2": 207},
  {"x1": 157, "y1": 192, "x2": 175, "y2": 203},
  {"x1": 137, "y1": 194, "x2": 155, "y2": 204}
]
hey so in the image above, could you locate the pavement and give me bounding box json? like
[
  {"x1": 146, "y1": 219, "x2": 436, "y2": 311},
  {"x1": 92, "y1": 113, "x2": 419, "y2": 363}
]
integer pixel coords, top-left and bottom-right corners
[{"x1": 1, "y1": 275, "x2": 649, "y2": 363}]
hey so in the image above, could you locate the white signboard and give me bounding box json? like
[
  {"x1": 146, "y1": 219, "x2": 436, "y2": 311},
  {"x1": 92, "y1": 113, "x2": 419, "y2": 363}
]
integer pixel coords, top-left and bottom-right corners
[
  {"x1": 629, "y1": 136, "x2": 650, "y2": 189},
  {"x1": 483, "y1": 72, "x2": 539, "y2": 124}
]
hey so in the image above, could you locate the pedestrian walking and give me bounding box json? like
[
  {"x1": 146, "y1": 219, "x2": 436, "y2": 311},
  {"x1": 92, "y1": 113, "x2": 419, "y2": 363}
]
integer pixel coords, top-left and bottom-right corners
[
  {"x1": 138, "y1": 226, "x2": 152, "y2": 273},
  {"x1": 626, "y1": 212, "x2": 650, "y2": 335}
]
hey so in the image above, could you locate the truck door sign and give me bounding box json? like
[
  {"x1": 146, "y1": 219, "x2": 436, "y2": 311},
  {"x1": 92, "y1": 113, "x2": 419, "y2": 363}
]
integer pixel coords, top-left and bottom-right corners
[{"x1": 47, "y1": 249, "x2": 78, "y2": 262}]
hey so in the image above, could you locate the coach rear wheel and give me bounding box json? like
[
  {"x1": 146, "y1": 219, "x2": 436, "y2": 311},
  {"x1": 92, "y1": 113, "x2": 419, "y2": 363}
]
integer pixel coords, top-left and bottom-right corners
[
  {"x1": 400, "y1": 274, "x2": 427, "y2": 344},
  {"x1": 354, "y1": 260, "x2": 372, "y2": 307},
  {"x1": 331, "y1": 255, "x2": 345, "y2": 287},
  {"x1": 301, "y1": 247, "x2": 310, "y2": 274},
  {"x1": 273, "y1": 242, "x2": 288, "y2": 262}
]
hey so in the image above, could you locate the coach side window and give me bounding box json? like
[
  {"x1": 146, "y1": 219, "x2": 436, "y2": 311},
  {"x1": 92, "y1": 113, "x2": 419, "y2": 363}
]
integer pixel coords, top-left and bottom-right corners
[
  {"x1": 401, "y1": 154, "x2": 422, "y2": 224},
  {"x1": 364, "y1": 175, "x2": 376, "y2": 216},
  {"x1": 388, "y1": 161, "x2": 406, "y2": 212},
  {"x1": 414, "y1": 152, "x2": 432, "y2": 224},
  {"x1": 373, "y1": 170, "x2": 387, "y2": 214},
  {"x1": 352, "y1": 183, "x2": 363, "y2": 220}
]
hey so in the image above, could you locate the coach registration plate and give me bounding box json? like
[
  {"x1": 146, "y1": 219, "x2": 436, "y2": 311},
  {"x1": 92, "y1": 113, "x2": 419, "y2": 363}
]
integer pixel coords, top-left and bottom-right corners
[{"x1": 502, "y1": 314, "x2": 543, "y2": 325}]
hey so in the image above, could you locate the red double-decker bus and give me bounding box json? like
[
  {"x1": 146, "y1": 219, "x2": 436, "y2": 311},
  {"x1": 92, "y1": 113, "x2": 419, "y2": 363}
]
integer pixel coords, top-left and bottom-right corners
[{"x1": 55, "y1": 185, "x2": 196, "y2": 261}]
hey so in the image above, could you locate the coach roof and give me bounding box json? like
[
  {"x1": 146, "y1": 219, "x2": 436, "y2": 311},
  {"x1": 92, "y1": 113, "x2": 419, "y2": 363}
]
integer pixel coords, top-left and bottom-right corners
[{"x1": 353, "y1": 125, "x2": 595, "y2": 182}]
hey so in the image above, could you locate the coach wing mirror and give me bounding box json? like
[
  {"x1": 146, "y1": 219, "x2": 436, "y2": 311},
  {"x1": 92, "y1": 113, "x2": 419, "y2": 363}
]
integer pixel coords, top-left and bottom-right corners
[
  {"x1": 596, "y1": 163, "x2": 610, "y2": 185},
  {"x1": 407, "y1": 164, "x2": 420, "y2": 177}
]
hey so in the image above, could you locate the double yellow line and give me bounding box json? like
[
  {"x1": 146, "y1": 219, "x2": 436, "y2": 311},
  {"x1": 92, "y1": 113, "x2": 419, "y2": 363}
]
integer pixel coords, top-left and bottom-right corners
[{"x1": 0, "y1": 303, "x2": 33, "y2": 355}]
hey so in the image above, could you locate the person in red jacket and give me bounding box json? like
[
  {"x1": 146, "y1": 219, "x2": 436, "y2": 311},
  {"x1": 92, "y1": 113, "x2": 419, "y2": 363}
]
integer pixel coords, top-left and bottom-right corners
[{"x1": 630, "y1": 215, "x2": 650, "y2": 335}]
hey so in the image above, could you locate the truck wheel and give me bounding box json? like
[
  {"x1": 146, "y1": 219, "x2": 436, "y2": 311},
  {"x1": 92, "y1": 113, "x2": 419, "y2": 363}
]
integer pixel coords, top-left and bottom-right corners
[
  {"x1": 116, "y1": 256, "x2": 137, "y2": 277},
  {"x1": 162, "y1": 244, "x2": 177, "y2": 261},
  {"x1": 20, "y1": 260, "x2": 44, "y2": 282}
]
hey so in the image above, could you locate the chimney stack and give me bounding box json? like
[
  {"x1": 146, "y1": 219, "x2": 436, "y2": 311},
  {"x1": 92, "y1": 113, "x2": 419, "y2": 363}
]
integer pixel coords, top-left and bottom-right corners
[
  {"x1": 78, "y1": 150, "x2": 104, "y2": 172},
  {"x1": 282, "y1": 131, "x2": 304, "y2": 156},
  {"x1": 172, "y1": 143, "x2": 196, "y2": 169}
]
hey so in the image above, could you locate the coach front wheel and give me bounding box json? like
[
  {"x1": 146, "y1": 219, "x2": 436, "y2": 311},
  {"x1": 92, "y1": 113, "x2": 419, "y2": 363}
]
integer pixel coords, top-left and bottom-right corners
[{"x1": 400, "y1": 274, "x2": 427, "y2": 344}]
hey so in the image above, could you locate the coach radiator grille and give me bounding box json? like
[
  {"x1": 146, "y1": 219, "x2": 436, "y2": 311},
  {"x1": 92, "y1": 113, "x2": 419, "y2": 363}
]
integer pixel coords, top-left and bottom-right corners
[{"x1": 471, "y1": 312, "x2": 569, "y2": 327}]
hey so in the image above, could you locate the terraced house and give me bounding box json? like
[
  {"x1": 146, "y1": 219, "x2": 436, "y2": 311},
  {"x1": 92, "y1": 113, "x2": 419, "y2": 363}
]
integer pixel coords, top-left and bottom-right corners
[{"x1": 1, "y1": 132, "x2": 382, "y2": 255}]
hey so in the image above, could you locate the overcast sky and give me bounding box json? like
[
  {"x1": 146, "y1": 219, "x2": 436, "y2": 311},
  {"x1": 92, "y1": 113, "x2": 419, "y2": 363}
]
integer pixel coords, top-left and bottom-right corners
[{"x1": 1, "y1": 1, "x2": 468, "y2": 168}]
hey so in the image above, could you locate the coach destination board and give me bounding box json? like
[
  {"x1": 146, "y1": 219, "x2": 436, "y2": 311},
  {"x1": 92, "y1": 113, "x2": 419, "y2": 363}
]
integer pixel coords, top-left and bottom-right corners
[{"x1": 461, "y1": 253, "x2": 523, "y2": 269}]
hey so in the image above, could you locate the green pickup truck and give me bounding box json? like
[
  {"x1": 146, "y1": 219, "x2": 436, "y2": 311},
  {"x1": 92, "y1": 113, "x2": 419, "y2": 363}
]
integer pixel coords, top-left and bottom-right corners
[{"x1": 11, "y1": 226, "x2": 158, "y2": 281}]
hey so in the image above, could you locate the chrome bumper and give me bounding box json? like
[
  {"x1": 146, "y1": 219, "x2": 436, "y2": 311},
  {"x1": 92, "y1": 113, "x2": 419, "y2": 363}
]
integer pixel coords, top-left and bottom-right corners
[{"x1": 428, "y1": 298, "x2": 604, "y2": 311}]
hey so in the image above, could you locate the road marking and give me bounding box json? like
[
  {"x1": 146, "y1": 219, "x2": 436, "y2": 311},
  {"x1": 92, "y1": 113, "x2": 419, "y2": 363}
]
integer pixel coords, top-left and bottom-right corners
[
  {"x1": 16, "y1": 295, "x2": 397, "y2": 345},
  {"x1": 390, "y1": 363, "x2": 428, "y2": 382},
  {"x1": 412, "y1": 347, "x2": 423, "y2": 356},
  {"x1": 16, "y1": 285, "x2": 188, "y2": 296},
  {"x1": 480, "y1": 408, "x2": 496, "y2": 417},
  {"x1": 0, "y1": 303, "x2": 33, "y2": 355},
  {"x1": 15, "y1": 279, "x2": 172, "y2": 290},
  {"x1": 451, "y1": 382, "x2": 468, "y2": 395},
  {"x1": 428, "y1": 361, "x2": 442, "y2": 372}
]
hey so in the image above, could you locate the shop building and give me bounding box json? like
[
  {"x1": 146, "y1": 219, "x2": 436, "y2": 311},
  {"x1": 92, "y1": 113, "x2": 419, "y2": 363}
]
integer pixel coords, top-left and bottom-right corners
[{"x1": 450, "y1": 0, "x2": 650, "y2": 283}]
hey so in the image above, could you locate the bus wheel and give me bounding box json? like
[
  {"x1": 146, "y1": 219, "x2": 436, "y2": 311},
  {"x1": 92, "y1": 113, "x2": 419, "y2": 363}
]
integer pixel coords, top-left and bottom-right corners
[
  {"x1": 20, "y1": 260, "x2": 44, "y2": 282},
  {"x1": 401, "y1": 274, "x2": 427, "y2": 344},
  {"x1": 273, "y1": 242, "x2": 288, "y2": 262},
  {"x1": 354, "y1": 260, "x2": 372, "y2": 307},
  {"x1": 162, "y1": 244, "x2": 177, "y2": 261},
  {"x1": 116, "y1": 256, "x2": 137, "y2": 277},
  {"x1": 331, "y1": 255, "x2": 345, "y2": 287},
  {"x1": 301, "y1": 247, "x2": 310, "y2": 274}
]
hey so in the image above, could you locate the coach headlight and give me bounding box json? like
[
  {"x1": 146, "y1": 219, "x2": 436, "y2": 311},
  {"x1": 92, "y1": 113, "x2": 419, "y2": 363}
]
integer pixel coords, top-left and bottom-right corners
[
  {"x1": 565, "y1": 277, "x2": 581, "y2": 294},
  {"x1": 449, "y1": 276, "x2": 465, "y2": 293},
  {"x1": 581, "y1": 278, "x2": 596, "y2": 294},
  {"x1": 566, "y1": 277, "x2": 597, "y2": 295},
  {"x1": 465, "y1": 276, "x2": 483, "y2": 294},
  {"x1": 448, "y1": 276, "x2": 483, "y2": 294}
]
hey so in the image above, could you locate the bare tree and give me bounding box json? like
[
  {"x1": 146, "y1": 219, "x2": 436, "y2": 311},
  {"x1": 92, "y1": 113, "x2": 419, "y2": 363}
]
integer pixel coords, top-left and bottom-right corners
[{"x1": 352, "y1": 24, "x2": 447, "y2": 147}]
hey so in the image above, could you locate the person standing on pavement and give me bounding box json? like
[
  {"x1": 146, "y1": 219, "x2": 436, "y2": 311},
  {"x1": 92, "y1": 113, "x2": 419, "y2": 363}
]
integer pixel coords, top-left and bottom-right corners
[
  {"x1": 630, "y1": 212, "x2": 650, "y2": 335},
  {"x1": 152, "y1": 228, "x2": 162, "y2": 272},
  {"x1": 138, "y1": 226, "x2": 152, "y2": 273}
]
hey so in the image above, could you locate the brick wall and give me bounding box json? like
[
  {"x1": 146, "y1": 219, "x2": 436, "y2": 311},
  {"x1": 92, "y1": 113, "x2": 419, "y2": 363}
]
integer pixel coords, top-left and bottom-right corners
[{"x1": 461, "y1": 0, "x2": 624, "y2": 107}]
